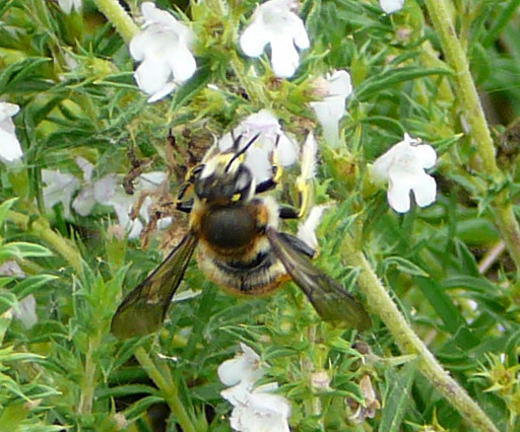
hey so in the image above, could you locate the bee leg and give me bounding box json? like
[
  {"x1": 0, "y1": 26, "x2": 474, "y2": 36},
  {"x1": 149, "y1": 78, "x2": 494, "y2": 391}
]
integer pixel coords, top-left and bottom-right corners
[
  {"x1": 176, "y1": 199, "x2": 193, "y2": 213},
  {"x1": 279, "y1": 205, "x2": 299, "y2": 219},
  {"x1": 255, "y1": 178, "x2": 277, "y2": 193}
]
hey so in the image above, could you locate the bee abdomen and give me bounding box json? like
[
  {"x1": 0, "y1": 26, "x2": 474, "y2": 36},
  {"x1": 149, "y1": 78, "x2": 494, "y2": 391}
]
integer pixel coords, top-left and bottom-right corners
[{"x1": 197, "y1": 250, "x2": 288, "y2": 296}]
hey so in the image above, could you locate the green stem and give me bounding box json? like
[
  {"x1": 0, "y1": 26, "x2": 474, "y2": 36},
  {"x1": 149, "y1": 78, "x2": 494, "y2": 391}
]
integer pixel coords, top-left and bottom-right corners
[
  {"x1": 134, "y1": 347, "x2": 197, "y2": 432},
  {"x1": 78, "y1": 333, "x2": 101, "y2": 414},
  {"x1": 424, "y1": 0, "x2": 498, "y2": 176},
  {"x1": 424, "y1": 0, "x2": 520, "y2": 272},
  {"x1": 341, "y1": 237, "x2": 499, "y2": 432},
  {"x1": 92, "y1": 0, "x2": 139, "y2": 43},
  {"x1": 7, "y1": 211, "x2": 82, "y2": 274}
]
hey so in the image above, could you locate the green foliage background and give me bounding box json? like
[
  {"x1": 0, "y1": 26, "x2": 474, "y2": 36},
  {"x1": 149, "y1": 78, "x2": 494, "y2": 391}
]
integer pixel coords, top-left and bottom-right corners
[{"x1": 0, "y1": 0, "x2": 519, "y2": 431}]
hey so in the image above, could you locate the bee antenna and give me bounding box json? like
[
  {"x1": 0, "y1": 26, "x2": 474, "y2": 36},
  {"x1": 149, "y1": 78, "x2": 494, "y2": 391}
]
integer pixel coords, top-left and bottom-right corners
[
  {"x1": 225, "y1": 133, "x2": 261, "y2": 172},
  {"x1": 231, "y1": 130, "x2": 241, "y2": 151}
]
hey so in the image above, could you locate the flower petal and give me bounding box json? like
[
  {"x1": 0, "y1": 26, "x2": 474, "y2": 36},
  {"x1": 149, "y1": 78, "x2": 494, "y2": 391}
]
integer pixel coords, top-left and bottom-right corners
[
  {"x1": 387, "y1": 176, "x2": 412, "y2": 213},
  {"x1": 147, "y1": 82, "x2": 177, "y2": 103},
  {"x1": 218, "y1": 344, "x2": 263, "y2": 386},
  {"x1": 134, "y1": 57, "x2": 172, "y2": 97},
  {"x1": 13, "y1": 295, "x2": 37, "y2": 329},
  {"x1": 270, "y1": 34, "x2": 300, "y2": 78},
  {"x1": 0, "y1": 127, "x2": 23, "y2": 163},
  {"x1": 326, "y1": 70, "x2": 352, "y2": 99},
  {"x1": 297, "y1": 204, "x2": 329, "y2": 250},
  {"x1": 42, "y1": 170, "x2": 80, "y2": 218},
  {"x1": 76, "y1": 156, "x2": 94, "y2": 181},
  {"x1": 93, "y1": 175, "x2": 118, "y2": 202},
  {"x1": 0, "y1": 102, "x2": 20, "y2": 121},
  {"x1": 289, "y1": 15, "x2": 310, "y2": 49},
  {"x1": 412, "y1": 144, "x2": 437, "y2": 169},
  {"x1": 165, "y1": 44, "x2": 197, "y2": 82},
  {"x1": 310, "y1": 100, "x2": 341, "y2": 147},
  {"x1": 240, "y1": 21, "x2": 270, "y2": 57},
  {"x1": 379, "y1": 0, "x2": 405, "y2": 14},
  {"x1": 274, "y1": 132, "x2": 298, "y2": 166},
  {"x1": 412, "y1": 173, "x2": 436, "y2": 208},
  {"x1": 72, "y1": 186, "x2": 96, "y2": 216}
]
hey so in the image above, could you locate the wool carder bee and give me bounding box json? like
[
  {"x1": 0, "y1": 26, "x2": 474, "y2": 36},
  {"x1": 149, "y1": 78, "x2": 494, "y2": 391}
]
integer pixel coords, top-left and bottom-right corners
[{"x1": 111, "y1": 134, "x2": 371, "y2": 338}]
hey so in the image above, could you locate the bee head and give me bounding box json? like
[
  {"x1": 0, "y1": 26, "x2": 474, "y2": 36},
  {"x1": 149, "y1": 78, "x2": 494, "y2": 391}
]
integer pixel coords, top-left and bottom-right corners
[{"x1": 194, "y1": 134, "x2": 259, "y2": 205}]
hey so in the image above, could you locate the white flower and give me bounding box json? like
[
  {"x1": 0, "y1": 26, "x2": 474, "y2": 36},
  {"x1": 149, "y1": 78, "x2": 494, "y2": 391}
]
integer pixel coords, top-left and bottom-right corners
[
  {"x1": 379, "y1": 0, "x2": 405, "y2": 14},
  {"x1": 12, "y1": 295, "x2": 37, "y2": 329},
  {"x1": 42, "y1": 170, "x2": 80, "y2": 218},
  {"x1": 297, "y1": 204, "x2": 330, "y2": 250},
  {"x1": 130, "y1": 2, "x2": 196, "y2": 103},
  {"x1": 58, "y1": 0, "x2": 82, "y2": 14},
  {"x1": 371, "y1": 133, "x2": 437, "y2": 213},
  {"x1": 72, "y1": 157, "x2": 119, "y2": 217},
  {"x1": 0, "y1": 263, "x2": 36, "y2": 329},
  {"x1": 219, "y1": 344, "x2": 291, "y2": 432},
  {"x1": 218, "y1": 343, "x2": 264, "y2": 388},
  {"x1": 92, "y1": 170, "x2": 169, "y2": 239},
  {"x1": 218, "y1": 110, "x2": 298, "y2": 183},
  {"x1": 71, "y1": 157, "x2": 171, "y2": 237},
  {"x1": 227, "y1": 384, "x2": 291, "y2": 432},
  {"x1": 0, "y1": 102, "x2": 23, "y2": 164},
  {"x1": 240, "y1": 0, "x2": 310, "y2": 78},
  {"x1": 0, "y1": 260, "x2": 25, "y2": 277},
  {"x1": 310, "y1": 70, "x2": 352, "y2": 148}
]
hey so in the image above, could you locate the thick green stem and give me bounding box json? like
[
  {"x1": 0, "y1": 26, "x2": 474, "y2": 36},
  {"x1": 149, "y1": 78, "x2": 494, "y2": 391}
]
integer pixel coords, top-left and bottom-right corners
[
  {"x1": 92, "y1": 0, "x2": 139, "y2": 43},
  {"x1": 424, "y1": 0, "x2": 498, "y2": 176},
  {"x1": 424, "y1": 0, "x2": 520, "y2": 272},
  {"x1": 341, "y1": 238, "x2": 499, "y2": 432},
  {"x1": 7, "y1": 211, "x2": 82, "y2": 274},
  {"x1": 134, "y1": 347, "x2": 197, "y2": 432}
]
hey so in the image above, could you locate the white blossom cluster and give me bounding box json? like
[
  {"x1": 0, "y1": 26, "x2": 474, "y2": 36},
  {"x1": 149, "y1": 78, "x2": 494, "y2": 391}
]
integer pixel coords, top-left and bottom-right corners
[
  {"x1": 41, "y1": 157, "x2": 170, "y2": 239},
  {"x1": 218, "y1": 344, "x2": 291, "y2": 432}
]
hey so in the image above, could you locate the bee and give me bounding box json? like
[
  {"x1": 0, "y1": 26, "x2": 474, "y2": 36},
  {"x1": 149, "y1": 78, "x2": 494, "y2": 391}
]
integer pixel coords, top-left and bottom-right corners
[{"x1": 111, "y1": 134, "x2": 371, "y2": 339}]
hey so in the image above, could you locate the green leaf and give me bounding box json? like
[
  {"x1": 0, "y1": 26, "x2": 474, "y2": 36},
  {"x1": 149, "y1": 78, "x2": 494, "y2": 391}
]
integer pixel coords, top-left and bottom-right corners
[
  {"x1": 415, "y1": 277, "x2": 466, "y2": 334},
  {"x1": 171, "y1": 62, "x2": 212, "y2": 109},
  {"x1": 0, "y1": 198, "x2": 17, "y2": 228},
  {"x1": 384, "y1": 257, "x2": 429, "y2": 277},
  {"x1": 379, "y1": 361, "x2": 417, "y2": 432},
  {"x1": 355, "y1": 66, "x2": 452, "y2": 101},
  {"x1": 12, "y1": 274, "x2": 58, "y2": 298},
  {"x1": 0, "y1": 57, "x2": 50, "y2": 93},
  {"x1": 0, "y1": 242, "x2": 53, "y2": 261}
]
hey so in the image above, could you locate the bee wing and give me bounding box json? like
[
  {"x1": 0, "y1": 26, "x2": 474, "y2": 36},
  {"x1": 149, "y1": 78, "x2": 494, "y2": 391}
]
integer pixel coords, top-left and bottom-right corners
[
  {"x1": 266, "y1": 227, "x2": 371, "y2": 331},
  {"x1": 111, "y1": 231, "x2": 198, "y2": 339}
]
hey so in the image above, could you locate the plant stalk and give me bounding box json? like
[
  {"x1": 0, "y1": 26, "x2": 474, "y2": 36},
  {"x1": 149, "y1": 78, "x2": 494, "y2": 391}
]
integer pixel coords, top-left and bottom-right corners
[
  {"x1": 78, "y1": 333, "x2": 101, "y2": 414},
  {"x1": 424, "y1": 0, "x2": 520, "y2": 272},
  {"x1": 134, "y1": 347, "x2": 197, "y2": 432},
  {"x1": 92, "y1": 0, "x2": 139, "y2": 43},
  {"x1": 341, "y1": 237, "x2": 499, "y2": 432}
]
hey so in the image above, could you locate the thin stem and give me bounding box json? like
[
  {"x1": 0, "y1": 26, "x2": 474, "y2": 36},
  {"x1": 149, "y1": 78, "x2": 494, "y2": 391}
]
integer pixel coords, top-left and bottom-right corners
[
  {"x1": 424, "y1": 0, "x2": 520, "y2": 272},
  {"x1": 134, "y1": 347, "x2": 197, "y2": 432},
  {"x1": 7, "y1": 211, "x2": 82, "y2": 274},
  {"x1": 341, "y1": 237, "x2": 499, "y2": 432},
  {"x1": 478, "y1": 241, "x2": 506, "y2": 275},
  {"x1": 92, "y1": 0, "x2": 139, "y2": 43}
]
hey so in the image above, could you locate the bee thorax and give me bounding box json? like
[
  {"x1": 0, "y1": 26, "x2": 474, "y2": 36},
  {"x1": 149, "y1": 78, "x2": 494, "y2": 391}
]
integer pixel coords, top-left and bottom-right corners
[{"x1": 200, "y1": 205, "x2": 257, "y2": 250}]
